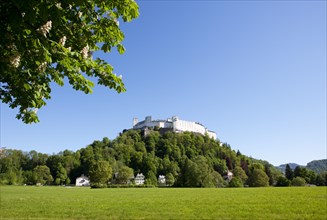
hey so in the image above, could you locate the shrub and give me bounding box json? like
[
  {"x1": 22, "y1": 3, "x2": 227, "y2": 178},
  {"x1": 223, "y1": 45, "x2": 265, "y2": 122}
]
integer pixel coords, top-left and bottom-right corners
[
  {"x1": 292, "y1": 177, "x2": 306, "y2": 186},
  {"x1": 276, "y1": 176, "x2": 291, "y2": 187},
  {"x1": 229, "y1": 177, "x2": 243, "y2": 188}
]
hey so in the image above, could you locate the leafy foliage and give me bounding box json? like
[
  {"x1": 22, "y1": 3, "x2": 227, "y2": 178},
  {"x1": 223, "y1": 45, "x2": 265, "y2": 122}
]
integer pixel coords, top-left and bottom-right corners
[
  {"x1": 247, "y1": 169, "x2": 269, "y2": 187},
  {"x1": 232, "y1": 166, "x2": 248, "y2": 184},
  {"x1": 0, "y1": 0, "x2": 139, "y2": 123},
  {"x1": 3, "y1": 130, "x2": 325, "y2": 187},
  {"x1": 33, "y1": 165, "x2": 53, "y2": 185},
  {"x1": 276, "y1": 176, "x2": 291, "y2": 187},
  {"x1": 229, "y1": 177, "x2": 243, "y2": 188},
  {"x1": 89, "y1": 160, "x2": 112, "y2": 185},
  {"x1": 285, "y1": 164, "x2": 294, "y2": 180},
  {"x1": 291, "y1": 177, "x2": 306, "y2": 186}
]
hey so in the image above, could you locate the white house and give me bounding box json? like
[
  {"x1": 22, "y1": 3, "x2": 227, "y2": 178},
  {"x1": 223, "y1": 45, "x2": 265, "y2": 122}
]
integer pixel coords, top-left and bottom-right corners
[
  {"x1": 76, "y1": 175, "x2": 90, "y2": 186},
  {"x1": 224, "y1": 170, "x2": 233, "y2": 182},
  {"x1": 158, "y1": 175, "x2": 166, "y2": 186},
  {"x1": 134, "y1": 173, "x2": 145, "y2": 185},
  {"x1": 133, "y1": 116, "x2": 217, "y2": 139}
]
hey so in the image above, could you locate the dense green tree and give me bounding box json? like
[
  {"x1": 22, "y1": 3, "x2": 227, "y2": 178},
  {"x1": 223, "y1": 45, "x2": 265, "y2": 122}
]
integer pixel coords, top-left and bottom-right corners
[
  {"x1": 24, "y1": 150, "x2": 48, "y2": 170},
  {"x1": 145, "y1": 170, "x2": 157, "y2": 186},
  {"x1": 294, "y1": 166, "x2": 305, "y2": 178},
  {"x1": 0, "y1": 130, "x2": 281, "y2": 188},
  {"x1": 250, "y1": 163, "x2": 265, "y2": 172},
  {"x1": 276, "y1": 176, "x2": 291, "y2": 187},
  {"x1": 229, "y1": 177, "x2": 243, "y2": 188},
  {"x1": 194, "y1": 156, "x2": 216, "y2": 187},
  {"x1": 212, "y1": 158, "x2": 227, "y2": 175},
  {"x1": 46, "y1": 155, "x2": 63, "y2": 180},
  {"x1": 183, "y1": 156, "x2": 215, "y2": 187},
  {"x1": 285, "y1": 164, "x2": 294, "y2": 180},
  {"x1": 61, "y1": 151, "x2": 81, "y2": 183},
  {"x1": 33, "y1": 165, "x2": 53, "y2": 185},
  {"x1": 293, "y1": 166, "x2": 316, "y2": 184},
  {"x1": 211, "y1": 171, "x2": 227, "y2": 188},
  {"x1": 264, "y1": 164, "x2": 275, "y2": 186},
  {"x1": 240, "y1": 158, "x2": 250, "y2": 176},
  {"x1": 115, "y1": 165, "x2": 134, "y2": 184},
  {"x1": 0, "y1": 168, "x2": 24, "y2": 185},
  {"x1": 292, "y1": 177, "x2": 306, "y2": 186},
  {"x1": 55, "y1": 163, "x2": 69, "y2": 185},
  {"x1": 248, "y1": 169, "x2": 269, "y2": 187},
  {"x1": 165, "y1": 173, "x2": 175, "y2": 186},
  {"x1": 23, "y1": 170, "x2": 34, "y2": 185},
  {"x1": 0, "y1": 149, "x2": 26, "y2": 184},
  {"x1": 145, "y1": 131, "x2": 160, "y2": 152},
  {"x1": 79, "y1": 146, "x2": 96, "y2": 175},
  {"x1": 142, "y1": 153, "x2": 158, "y2": 175},
  {"x1": 315, "y1": 172, "x2": 327, "y2": 186},
  {"x1": 182, "y1": 158, "x2": 198, "y2": 187},
  {"x1": 89, "y1": 160, "x2": 112, "y2": 186},
  {"x1": 306, "y1": 170, "x2": 317, "y2": 184},
  {"x1": 1, "y1": 0, "x2": 139, "y2": 123},
  {"x1": 232, "y1": 166, "x2": 248, "y2": 184}
]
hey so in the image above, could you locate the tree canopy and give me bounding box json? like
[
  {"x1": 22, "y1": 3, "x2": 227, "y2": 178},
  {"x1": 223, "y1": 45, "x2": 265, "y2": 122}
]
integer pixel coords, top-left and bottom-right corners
[
  {"x1": 0, "y1": 130, "x2": 291, "y2": 187},
  {"x1": 0, "y1": 0, "x2": 139, "y2": 123}
]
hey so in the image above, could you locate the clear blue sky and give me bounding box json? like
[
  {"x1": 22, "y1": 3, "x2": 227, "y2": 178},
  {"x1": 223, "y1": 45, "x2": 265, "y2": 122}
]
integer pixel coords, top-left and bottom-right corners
[{"x1": 1, "y1": 1, "x2": 326, "y2": 166}]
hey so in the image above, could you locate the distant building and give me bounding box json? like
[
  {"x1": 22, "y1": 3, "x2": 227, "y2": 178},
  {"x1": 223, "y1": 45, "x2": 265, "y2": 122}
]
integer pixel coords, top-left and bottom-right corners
[
  {"x1": 224, "y1": 170, "x2": 233, "y2": 182},
  {"x1": 76, "y1": 175, "x2": 90, "y2": 186},
  {"x1": 132, "y1": 116, "x2": 216, "y2": 139},
  {"x1": 134, "y1": 173, "x2": 145, "y2": 185},
  {"x1": 158, "y1": 175, "x2": 166, "y2": 186}
]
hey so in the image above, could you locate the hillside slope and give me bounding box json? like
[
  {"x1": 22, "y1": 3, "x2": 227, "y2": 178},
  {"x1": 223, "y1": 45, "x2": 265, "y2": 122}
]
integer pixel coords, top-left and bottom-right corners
[{"x1": 306, "y1": 159, "x2": 327, "y2": 174}]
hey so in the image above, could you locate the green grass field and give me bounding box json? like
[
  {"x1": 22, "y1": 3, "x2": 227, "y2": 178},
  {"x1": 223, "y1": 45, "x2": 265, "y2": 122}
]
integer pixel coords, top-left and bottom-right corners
[{"x1": 1, "y1": 186, "x2": 326, "y2": 219}]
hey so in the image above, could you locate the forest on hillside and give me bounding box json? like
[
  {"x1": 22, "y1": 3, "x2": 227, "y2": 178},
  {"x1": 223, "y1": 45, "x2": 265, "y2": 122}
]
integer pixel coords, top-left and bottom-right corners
[
  {"x1": 306, "y1": 160, "x2": 327, "y2": 174},
  {"x1": 1, "y1": 129, "x2": 326, "y2": 187}
]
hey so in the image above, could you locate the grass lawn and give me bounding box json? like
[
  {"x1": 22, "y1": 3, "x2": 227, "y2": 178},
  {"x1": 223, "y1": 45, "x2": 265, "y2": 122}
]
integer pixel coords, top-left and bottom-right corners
[{"x1": 1, "y1": 186, "x2": 326, "y2": 219}]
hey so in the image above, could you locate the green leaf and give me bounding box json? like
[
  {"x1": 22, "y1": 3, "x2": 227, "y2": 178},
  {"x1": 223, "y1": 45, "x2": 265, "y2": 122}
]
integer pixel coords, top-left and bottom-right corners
[
  {"x1": 24, "y1": 84, "x2": 32, "y2": 90},
  {"x1": 117, "y1": 44, "x2": 125, "y2": 54},
  {"x1": 24, "y1": 29, "x2": 31, "y2": 35}
]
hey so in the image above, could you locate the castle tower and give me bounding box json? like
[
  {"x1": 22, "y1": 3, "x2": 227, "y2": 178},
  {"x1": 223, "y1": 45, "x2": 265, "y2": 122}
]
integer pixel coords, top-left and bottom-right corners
[{"x1": 133, "y1": 117, "x2": 138, "y2": 127}]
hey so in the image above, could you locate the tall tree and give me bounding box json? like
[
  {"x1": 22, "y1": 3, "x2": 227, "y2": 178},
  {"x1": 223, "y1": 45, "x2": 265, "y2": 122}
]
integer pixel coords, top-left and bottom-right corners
[
  {"x1": 291, "y1": 177, "x2": 306, "y2": 186},
  {"x1": 229, "y1": 177, "x2": 243, "y2": 188},
  {"x1": 211, "y1": 171, "x2": 226, "y2": 188},
  {"x1": 33, "y1": 165, "x2": 53, "y2": 185},
  {"x1": 315, "y1": 172, "x2": 327, "y2": 186},
  {"x1": 115, "y1": 165, "x2": 134, "y2": 184},
  {"x1": 0, "y1": 0, "x2": 139, "y2": 123},
  {"x1": 145, "y1": 170, "x2": 157, "y2": 186},
  {"x1": 285, "y1": 164, "x2": 294, "y2": 180},
  {"x1": 276, "y1": 176, "x2": 291, "y2": 187},
  {"x1": 165, "y1": 173, "x2": 175, "y2": 186},
  {"x1": 248, "y1": 169, "x2": 269, "y2": 187},
  {"x1": 89, "y1": 160, "x2": 112, "y2": 186},
  {"x1": 232, "y1": 166, "x2": 248, "y2": 184},
  {"x1": 264, "y1": 164, "x2": 274, "y2": 186},
  {"x1": 54, "y1": 163, "x2": 69, "y2": 185}
]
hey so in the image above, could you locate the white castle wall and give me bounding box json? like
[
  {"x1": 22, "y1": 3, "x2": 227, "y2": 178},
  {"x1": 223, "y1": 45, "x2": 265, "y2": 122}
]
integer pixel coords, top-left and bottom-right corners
[{"x1": 133, "y1": 116, "x2": 216, "y2": 139}]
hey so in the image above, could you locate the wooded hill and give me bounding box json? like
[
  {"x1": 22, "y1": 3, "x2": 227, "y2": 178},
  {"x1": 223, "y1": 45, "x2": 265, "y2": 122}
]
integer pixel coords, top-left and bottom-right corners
[
  {"x1": 276, "y1": 160, "x2": 327, "y2": 175},
  {"x1": 306, "y1": 159, "x2": 327, "y2": 174},
  {"x1": 0, "y1": 129, "x2": 325, "y2": 187}
]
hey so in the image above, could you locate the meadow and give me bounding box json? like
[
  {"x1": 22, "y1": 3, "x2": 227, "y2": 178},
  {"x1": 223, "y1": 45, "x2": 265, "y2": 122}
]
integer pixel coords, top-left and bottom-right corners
[{"x1": 1, "y1": 186, "x2": 326, "y2": 219}]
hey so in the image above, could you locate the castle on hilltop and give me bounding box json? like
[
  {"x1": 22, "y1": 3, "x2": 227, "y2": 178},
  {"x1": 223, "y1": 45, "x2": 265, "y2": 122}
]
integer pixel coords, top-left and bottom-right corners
[{"x1": 132, "y1": 116, "x2": 217, "y2": 139}]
